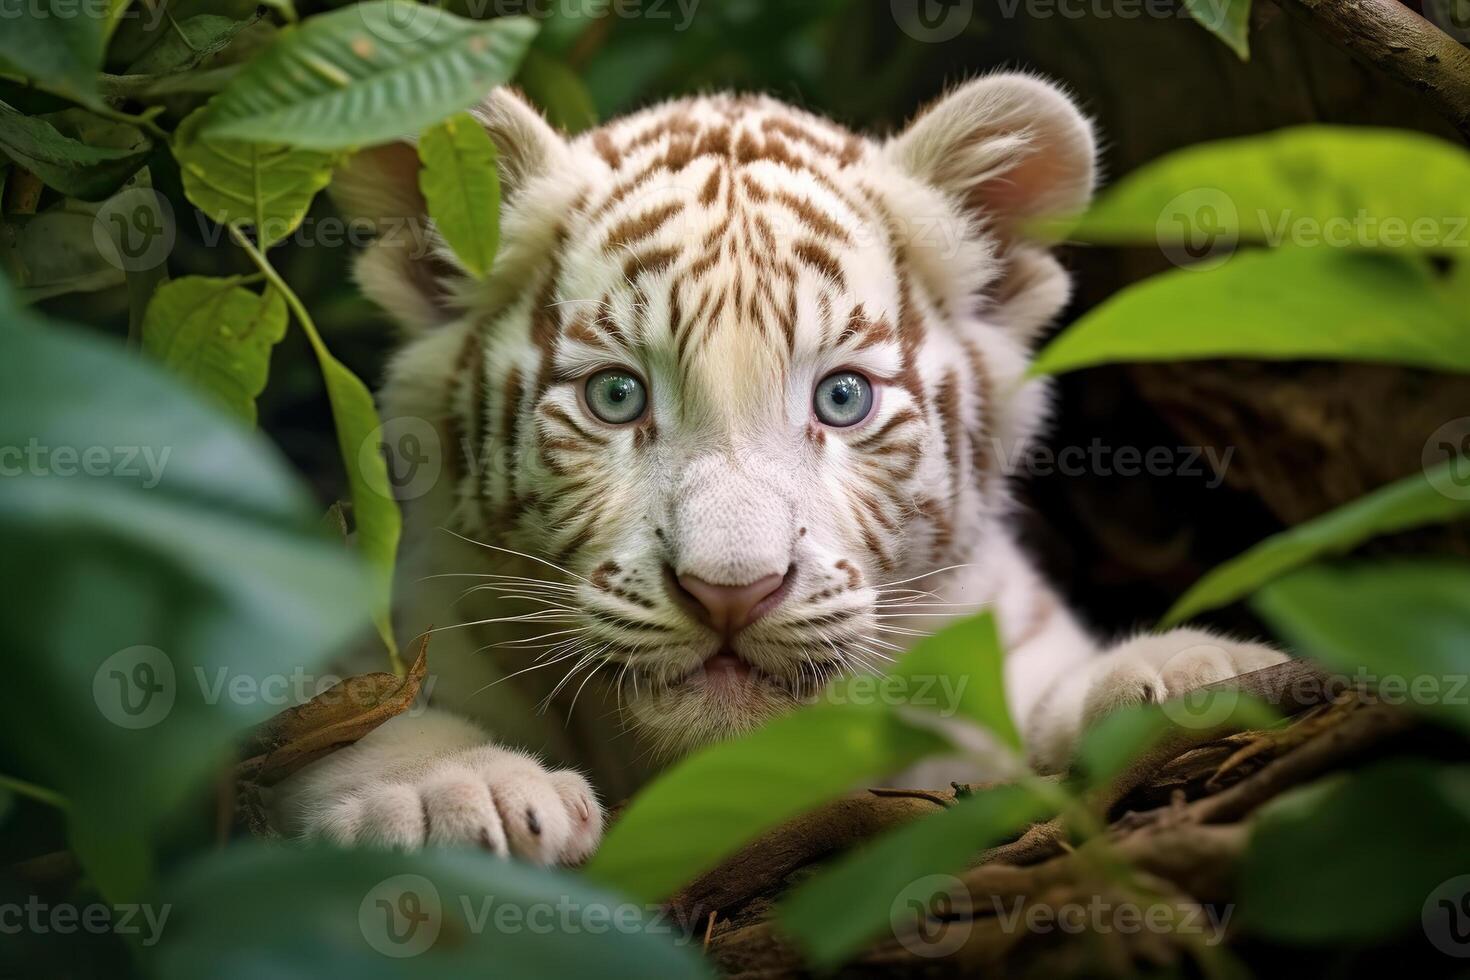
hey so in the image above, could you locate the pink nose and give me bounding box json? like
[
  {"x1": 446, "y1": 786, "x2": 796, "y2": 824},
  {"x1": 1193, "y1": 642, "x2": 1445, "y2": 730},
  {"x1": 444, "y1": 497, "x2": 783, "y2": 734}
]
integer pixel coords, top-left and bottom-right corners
[{"x1": 675, "y1": 570, "x2": 788, "y2": 637}]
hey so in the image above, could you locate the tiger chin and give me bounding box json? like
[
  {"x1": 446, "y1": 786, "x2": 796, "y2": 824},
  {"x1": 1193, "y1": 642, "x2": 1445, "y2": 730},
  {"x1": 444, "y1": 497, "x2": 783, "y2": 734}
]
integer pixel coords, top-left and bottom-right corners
[{"x1": 270, "y1": 74, "x2": 1287, "y2": 865}]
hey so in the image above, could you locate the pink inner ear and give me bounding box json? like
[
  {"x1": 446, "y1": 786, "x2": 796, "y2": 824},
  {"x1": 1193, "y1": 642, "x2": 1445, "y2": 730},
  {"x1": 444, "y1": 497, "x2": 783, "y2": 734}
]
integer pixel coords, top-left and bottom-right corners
[{"x1": 964, "y1": 122, "x2": 1094, "y2": 241}]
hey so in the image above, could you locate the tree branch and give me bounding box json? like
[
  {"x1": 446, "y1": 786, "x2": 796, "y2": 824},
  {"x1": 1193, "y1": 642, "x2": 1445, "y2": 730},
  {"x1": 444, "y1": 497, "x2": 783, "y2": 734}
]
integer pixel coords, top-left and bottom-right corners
[{"x1": 1271, "y1": 0, "x2": 1470, "y2": 141}]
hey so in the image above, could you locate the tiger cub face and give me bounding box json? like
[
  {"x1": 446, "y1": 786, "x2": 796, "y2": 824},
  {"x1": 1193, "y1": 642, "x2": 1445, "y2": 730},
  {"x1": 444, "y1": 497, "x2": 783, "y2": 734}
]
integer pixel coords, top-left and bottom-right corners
[{"x1": 344, "y1": 74, "x2": 1095, "y2": 753}]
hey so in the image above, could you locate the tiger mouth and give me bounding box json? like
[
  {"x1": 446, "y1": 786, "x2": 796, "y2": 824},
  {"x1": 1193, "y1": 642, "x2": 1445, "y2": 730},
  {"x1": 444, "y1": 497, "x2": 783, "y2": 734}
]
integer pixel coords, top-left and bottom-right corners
[{"x1": 659, "y1": 647, "x2": 832, "y2": 701}]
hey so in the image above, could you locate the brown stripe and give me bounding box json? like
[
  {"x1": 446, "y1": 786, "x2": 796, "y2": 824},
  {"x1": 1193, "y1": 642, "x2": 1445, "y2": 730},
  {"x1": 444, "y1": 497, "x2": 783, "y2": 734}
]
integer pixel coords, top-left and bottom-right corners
[
  {"x1": 772, "y1": 188, "x2": 852, "y2": 245},
  {"x1": 602, "y1": 201, "x2": 684, "y2": 252},
  {"x1": 792, "y1": 239, "x2": 846, "y2": 291}
]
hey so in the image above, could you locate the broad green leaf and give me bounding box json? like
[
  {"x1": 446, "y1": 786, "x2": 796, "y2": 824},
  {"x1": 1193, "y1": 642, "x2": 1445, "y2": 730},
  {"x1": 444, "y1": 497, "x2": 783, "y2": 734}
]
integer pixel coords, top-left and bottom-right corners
[
  {"x1": 1164, "y1": 460, "x2": 1470, "y2": 626},
  {"x1": 1182, "y1": 0, "x2": 1250, "y2": 59},
  {"x1": 174, "y1": 106, "x2": 336, "y2": 247},
  {"x1": 418, "y1": 113, "x2": 499, "y2": 278},
  {"x1": 1240, "y1": 761, "x2": 1470, "y2": 942},
  {"x1": 888, "y1": 611, "x2": 1021, "y2": 751},
  {"x1": 1030, "y1": 248, "x2": 1470, "y2": 376},
  {"x1": 1251, "y1": 560, "x2": 1470, "y2": 736},
  {"x1": 0, "y1": 283, "x2": 368, "y2": 899},
  {"x1": 517, "y1": 48, "x2": 599, "y2": 134},
  {"x1": 198, "y1": 4, "x2": 539, "y2": 149},
  {"x1": 0, "y1": 104, "x2": 151, "y2": 200},
  {"x1": 585, "y1": 696, "x2": 950, "y2": 903},
  {"x1": 0, "y1": 1, "x2": 106, "y2": 105},
  {"x1": 141, "y1": 276, "x2": 288, "y2": 424},
  {"x1": 157, "y1": 843, "x2": 711, "y2": 979},
  {"x1": 124, "y1": 14, "x2": 255, "y2": 75},
  {"x1": 1058, "y1": 126, "x2": 1470, "y2": 249},
  {"x1": 779, "y1": 783, "x2": 1057, "y2": 967}
]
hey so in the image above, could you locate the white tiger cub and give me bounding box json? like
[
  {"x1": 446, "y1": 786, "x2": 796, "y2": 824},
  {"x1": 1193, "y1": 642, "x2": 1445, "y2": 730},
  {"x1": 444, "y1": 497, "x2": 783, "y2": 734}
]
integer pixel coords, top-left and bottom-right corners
[{"x1": 274, "y1": 74, "x2": 1287, "y2": 865}]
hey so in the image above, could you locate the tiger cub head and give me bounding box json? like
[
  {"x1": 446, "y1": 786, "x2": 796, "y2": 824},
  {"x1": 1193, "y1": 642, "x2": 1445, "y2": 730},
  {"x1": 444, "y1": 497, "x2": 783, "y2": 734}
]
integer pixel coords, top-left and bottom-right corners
[{"x1": 340, "y1": 74, "x2": 1095, "y2": 753}]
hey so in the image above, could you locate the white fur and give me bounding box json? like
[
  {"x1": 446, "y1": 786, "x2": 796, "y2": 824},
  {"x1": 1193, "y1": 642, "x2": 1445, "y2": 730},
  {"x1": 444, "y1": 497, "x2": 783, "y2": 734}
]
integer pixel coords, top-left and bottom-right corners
[{"x1": 278, "y1": 75, "x2": 1286, "y2": 860}]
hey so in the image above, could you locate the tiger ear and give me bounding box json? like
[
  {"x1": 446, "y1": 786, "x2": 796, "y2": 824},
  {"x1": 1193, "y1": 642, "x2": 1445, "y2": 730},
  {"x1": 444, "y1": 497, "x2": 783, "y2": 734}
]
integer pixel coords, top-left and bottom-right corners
[
  {"x1": 883, "y1": 73, "x2": 1096, "y2": 343},
  {"x1": 329, "y1": 87, "x2": 570, "y2": 334},
  {"x1": 884, "y1": 73, "x2": 1096, "y2": 244}
]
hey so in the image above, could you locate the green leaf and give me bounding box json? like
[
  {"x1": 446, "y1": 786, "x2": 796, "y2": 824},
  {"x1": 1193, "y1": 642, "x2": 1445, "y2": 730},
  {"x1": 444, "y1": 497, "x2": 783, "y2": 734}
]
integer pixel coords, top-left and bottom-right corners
[
  {"x1": 1164, "y1": 461, "x2": 1470, "y2": 626},
  {"x1": 174, "y1": 106, "x2": 336, "y2": 247},
  {"x1": 887, "y1": 611, "x2": 1021, "y2": 751},
  {"x1": 197, "y1": 4, "x2": 539, "y2": 150},
  {"x1": 0, "y1": 104, "x2": 151, "y2": 200},
  {"x1": 124, "y1": 14, "x2": 255, "y2": 75},
  {"x1": 1251, "y1": 559, "x2": 1470, "y2": 736},
  {"x1": 1073, "y1": 696, "x2": 1281, "y2": 789},
  {"x1": 1182, "y1": 0, "x2": 1250, "y2": 60},
  {"x1": 418, "y1": 112, "x2": 499, "y2": 278},
  {"x1": 1240, "y1": 761, "x2": 1470, "y2": 942},
  {"x1": 313, "y1": 340, "x2": 401, "y2": 659},
  {"x1": 0, "y1": 282, "x2": 368, "y2": 899},
  {"x1": 517, "y1": 48, "x2": 599, "y2": 134},
  {"x1": 141, "y1": 277, "x2": 288, "y2": 424},
  {"x1": 1058, "y1": 126, "x2": 1470, "y2": 249},
  {"x1": 0, "y1": 201, "x2": 125, "y2": 301},
  {"x1": 0, "y1": 1, "x2": 106, "y2": 105},
  {"x1": 1030, "y1": 248, "x2": 1470, "y2": 377},
  {"x1": 585, "y1": 697, "x2": 950, "y2": 903},
  {"x1": 157, "y1": 843, "x2": 711, "y2": 978},
  {"x1": 779, "y1": 783, "x2": 1057, "y2": 967}
]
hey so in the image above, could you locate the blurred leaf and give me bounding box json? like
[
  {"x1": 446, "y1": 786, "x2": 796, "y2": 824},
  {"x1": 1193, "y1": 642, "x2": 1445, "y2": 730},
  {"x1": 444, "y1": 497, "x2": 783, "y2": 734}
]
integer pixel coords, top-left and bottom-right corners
[
  {"x1": 157, "y1": 843, "x2": 711, "y2": 978},
  {"x1": 1030, "y1": 249, "x2": 1470, "y2": 376},
  {"x1": 0, "y1": 104, "x2": 151, "y2": 200},
  {"x1": 517, "y1": 49, "x2": 599, "y2": 134},
  {"x1": 0, "y1": 203, "x2": 125, "y2": 301},
  {"x1": 1182, "y1": 0, "x2": 1250, "y2": 60},
  {"x1": 0, "y1": 0, "x2": 106, "y2": 106},
  {"x1": 174, "y1": 106, "x2": 336, "y2": 247},
  {"x1": 417, "y1": 113, "x2": 499, "y2": 278},
  {"x1": 197, "y1": 4, "x2": 538, "y2": 149},
  {"x1": 586, "y1": 696, "x2": 950, "y2": 903},
  {"x1": 1074, "y1": 695, "x2": 1281, "y2": 789},
  {"x1": 0, "y1": 283, "x2": 368, "y2": 899},
  {"x1": 141, "y1": 277, "x2": 288, "y2": 424},
  {"x1": 888, "y1": 612, "x2": 1021, "y2": 751},
  {"x1": 779, "y1": 783, "x2": 1057, "y2": 966},
  {"x1": 1251, "y1": 560, "x2": 1470, "y2": 736},
  {"x1": 1240, "y1": 761, "x2": 1470, "y2": 942},
  {"x1": 124, "y1": 13, "x2": 255, "y2": 75},
  {"x1": 1058, "y1": 126, "x2": 1470, "y2": 248},
  {"x1": 1165, "y1": 461, "x2": 1470, "y2": 626}
]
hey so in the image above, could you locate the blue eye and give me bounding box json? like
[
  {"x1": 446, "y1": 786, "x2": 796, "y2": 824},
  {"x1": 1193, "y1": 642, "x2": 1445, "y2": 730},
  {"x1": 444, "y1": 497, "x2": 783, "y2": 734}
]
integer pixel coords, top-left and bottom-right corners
[
  {"x1": 813, "y1": 371, "x2": 874, "y2": 427},
  {"x1": 584, "y1": 369, "x2": 648, "y2": 425}
]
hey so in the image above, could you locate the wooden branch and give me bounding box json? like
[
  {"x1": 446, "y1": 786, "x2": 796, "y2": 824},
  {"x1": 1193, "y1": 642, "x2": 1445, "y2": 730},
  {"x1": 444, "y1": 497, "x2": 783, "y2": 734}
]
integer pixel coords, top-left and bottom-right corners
[{"x1": 1272, "y1": 0, "x2": 1470, "y2": 140}]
